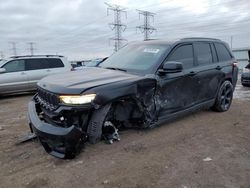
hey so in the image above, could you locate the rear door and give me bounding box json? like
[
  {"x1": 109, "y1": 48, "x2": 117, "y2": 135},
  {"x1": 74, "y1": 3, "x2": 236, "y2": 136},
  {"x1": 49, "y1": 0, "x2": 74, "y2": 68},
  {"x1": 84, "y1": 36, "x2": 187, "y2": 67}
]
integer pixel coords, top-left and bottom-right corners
[
  {"x1": 0, "y1": 59, "x2": 28, "y2": 94},
  {"x1": 25, "y1": 58, "x2": 50, "y2": 90},
  {"x1": 214, "y1": 42, "x2": 237, "y2": 87},
  {"x1": 193, "y1": 42, "x2": 223, "y2": 103}
]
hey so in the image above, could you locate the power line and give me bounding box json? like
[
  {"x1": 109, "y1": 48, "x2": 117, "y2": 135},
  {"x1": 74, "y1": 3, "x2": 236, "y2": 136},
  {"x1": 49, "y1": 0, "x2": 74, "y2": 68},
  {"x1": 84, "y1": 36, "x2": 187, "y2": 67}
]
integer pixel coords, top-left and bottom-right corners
[
  {"x1": 136, "y1": 10, "x2": 156, "y2": 41},
  {"x1": 105, "y1": 2, "x2": 127, "y2": 52},
  {"x1": 10, "y1": 42, "x2": 17, "y2": 56},
  {"x1": 27, "y1": 42, "x2": 35, "y2": 55}
]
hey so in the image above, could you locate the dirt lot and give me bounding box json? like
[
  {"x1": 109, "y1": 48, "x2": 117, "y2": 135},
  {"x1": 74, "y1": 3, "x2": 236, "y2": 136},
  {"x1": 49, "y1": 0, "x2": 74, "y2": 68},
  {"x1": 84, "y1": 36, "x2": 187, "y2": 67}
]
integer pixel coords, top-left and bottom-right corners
[{"x1": 0, "y1": 86, "x2": 250, "y2": 188}]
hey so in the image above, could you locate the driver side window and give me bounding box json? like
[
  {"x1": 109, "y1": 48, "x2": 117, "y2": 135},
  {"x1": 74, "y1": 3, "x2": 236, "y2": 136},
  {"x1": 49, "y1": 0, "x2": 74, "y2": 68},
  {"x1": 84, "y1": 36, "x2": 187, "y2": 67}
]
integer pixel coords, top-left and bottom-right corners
[
  {"x1": 168, "y1": 44, "x2": 194, "y2": 69},
  {"x1": 3, "y1": 60, "x2": 25, "y2": 73}
]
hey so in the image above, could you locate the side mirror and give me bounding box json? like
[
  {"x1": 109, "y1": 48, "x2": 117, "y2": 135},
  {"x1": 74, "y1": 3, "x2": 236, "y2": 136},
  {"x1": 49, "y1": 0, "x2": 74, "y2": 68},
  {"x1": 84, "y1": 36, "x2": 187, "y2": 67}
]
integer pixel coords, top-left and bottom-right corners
[
  {"x1": 0, "y1": 68, "x2": 6, "y2": 74},
  {"x1": 158, "y1": 61, "x2": 183, "y2": 74}
]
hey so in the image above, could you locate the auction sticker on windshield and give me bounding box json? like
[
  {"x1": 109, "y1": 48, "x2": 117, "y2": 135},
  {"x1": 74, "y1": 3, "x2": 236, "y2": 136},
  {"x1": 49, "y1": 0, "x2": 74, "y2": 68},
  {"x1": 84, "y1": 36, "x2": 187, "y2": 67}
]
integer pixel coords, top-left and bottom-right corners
[{"x1": 143, "y1": 48, "x2": 160, "y2": 54}]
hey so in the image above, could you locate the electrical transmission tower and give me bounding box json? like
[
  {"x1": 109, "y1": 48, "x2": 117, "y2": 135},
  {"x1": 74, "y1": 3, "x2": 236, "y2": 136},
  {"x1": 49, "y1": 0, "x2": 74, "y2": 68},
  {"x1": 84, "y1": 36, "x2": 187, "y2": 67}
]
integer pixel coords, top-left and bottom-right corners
[
  {"x1": 105, "y1": 2, "x2": 127, "y2": 52},
  {"x1": 10, "y1": 42, "x2": 17, "y2": 56},
  {"x1": 0, "y1": 51, "x2": 4, "y2": 59},
  {"x1": 27, "y1": 42, "x2": 35, "y2": 55},
  {"x1": 136, "y1": 10, "x2": 156, "y2": 41}
]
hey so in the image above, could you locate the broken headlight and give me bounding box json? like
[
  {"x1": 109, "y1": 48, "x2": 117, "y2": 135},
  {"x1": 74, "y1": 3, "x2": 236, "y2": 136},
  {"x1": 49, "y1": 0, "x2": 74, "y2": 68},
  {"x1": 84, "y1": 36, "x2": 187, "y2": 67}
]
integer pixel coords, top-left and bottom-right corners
[{"x1": 59, "y1": 94, "x2": 96, "y2": 105}]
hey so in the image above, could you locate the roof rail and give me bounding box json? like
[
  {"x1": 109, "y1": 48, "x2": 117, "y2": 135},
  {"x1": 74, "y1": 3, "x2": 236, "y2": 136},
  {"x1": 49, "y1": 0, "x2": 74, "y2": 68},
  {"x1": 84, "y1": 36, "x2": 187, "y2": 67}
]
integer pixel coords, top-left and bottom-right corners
[
  {"x1": 10, "y1": 55, "x2": 64, "y2": 58},
  {"x1": 181, "y1": 37, "x2": 221, "y2": 41}
]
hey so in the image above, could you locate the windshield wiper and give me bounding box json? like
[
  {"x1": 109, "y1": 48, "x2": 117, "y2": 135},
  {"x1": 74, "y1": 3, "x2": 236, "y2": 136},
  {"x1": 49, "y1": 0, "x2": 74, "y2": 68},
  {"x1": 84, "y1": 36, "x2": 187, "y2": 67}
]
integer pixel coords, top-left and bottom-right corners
[{"x1": 105, "y1": 67, "x2": 127, "y2": 72}]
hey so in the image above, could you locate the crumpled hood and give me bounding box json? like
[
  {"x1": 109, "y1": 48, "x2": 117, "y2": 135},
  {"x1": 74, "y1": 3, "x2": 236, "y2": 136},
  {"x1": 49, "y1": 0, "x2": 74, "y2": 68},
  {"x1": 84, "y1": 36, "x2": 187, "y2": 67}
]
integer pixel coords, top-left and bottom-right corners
[{"x1": 37, "y1": 67, "x2": 140, "y2": 94}]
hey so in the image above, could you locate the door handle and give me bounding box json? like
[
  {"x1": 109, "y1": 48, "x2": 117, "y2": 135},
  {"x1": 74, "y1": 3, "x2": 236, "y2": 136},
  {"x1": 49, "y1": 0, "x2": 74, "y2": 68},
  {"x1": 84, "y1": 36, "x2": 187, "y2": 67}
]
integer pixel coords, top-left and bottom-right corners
[
  {"x1": 216, "y1": 66, "x2": 222, "y2": 70},
  {"x1": 47, "y1": 69, "x2": 51, "y2": 72},
  {"x1": 187, "y1": 71, "x2": 196, "y2": 76},
  {"x1": 21, "y1": 72, "x2": 26, "y2": 75}
]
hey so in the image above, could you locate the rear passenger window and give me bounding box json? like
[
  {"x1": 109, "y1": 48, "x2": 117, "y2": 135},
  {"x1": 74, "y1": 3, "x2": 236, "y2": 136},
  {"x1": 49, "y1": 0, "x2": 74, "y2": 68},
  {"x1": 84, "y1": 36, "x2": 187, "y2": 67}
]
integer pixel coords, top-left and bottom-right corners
[
  {"x1": 47, "y1": 59, "x2": 64, "y2": 68},
  {"x1": 168, "y1": 44, "x2": 194, "y2": 69},
  {"x1": 214, "y1": 43, "x2": 232, "y2": 61},
  {"x1": 196, "y1": 43, "x2": 213, "y2": 65},
  {"x1": 26, "y1": 59, "x2": 50, "y2": 70}
]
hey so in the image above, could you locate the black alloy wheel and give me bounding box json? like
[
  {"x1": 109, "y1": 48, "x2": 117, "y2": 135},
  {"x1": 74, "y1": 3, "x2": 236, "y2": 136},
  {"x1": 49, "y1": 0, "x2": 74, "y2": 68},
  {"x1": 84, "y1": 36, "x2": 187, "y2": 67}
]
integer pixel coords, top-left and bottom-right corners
[{"x1": 212, "y1": 80, "x2": 233, "y2": 112}]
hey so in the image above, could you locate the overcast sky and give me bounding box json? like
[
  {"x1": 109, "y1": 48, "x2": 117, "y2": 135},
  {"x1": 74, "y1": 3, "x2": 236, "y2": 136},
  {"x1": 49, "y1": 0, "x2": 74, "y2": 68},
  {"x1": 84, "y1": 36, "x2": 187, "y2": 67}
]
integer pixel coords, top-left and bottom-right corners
[{"x1": 0, "y1": 0, "x2": 250, "y2": 60}]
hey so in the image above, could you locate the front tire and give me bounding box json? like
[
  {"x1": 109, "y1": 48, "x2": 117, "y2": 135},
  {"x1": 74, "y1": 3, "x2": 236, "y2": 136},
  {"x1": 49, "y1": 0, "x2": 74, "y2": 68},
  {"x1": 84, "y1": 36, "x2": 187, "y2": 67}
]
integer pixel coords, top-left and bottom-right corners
[{"x1": 212, "y1": 80, "x2": 233, "y2": 112}]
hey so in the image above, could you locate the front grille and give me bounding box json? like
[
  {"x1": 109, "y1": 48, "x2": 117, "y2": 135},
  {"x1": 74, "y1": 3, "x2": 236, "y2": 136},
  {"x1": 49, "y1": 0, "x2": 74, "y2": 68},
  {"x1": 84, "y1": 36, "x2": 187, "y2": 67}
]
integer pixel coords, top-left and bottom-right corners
[{"x1": 36, "y1": 87, "x2": 60, "y2": 110}]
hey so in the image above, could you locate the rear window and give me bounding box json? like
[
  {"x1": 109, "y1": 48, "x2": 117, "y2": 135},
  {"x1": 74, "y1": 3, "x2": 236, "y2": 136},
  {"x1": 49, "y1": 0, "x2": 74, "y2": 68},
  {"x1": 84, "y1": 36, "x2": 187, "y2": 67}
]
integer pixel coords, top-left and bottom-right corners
[
  {"x1": 195, "y1": 43, "x2": 213, "y2": 65},
  {"x1": 214, "y1": 43, "x2": 232, "y2": 62}
]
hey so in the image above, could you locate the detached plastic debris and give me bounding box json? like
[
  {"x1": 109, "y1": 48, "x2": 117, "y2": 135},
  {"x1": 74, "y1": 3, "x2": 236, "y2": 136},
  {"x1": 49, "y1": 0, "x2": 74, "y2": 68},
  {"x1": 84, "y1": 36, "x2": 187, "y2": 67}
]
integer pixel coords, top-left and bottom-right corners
[
  {"x1": 16, "y1": 132, "x2": 37, "y2": 144},
  {"x1": 203, "y1": 157, "x2": 212, "y2": 162},
  {"x1": 102, "y1": 121, "x2": 120, "y2": 144}
]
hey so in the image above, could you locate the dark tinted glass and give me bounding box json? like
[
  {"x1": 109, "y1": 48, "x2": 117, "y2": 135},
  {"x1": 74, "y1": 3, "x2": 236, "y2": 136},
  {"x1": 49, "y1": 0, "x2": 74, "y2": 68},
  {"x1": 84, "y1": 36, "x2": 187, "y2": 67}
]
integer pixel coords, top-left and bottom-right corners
[
  {"x1": 168, "y1": 44, "x2": 194, "y2": 69},
  {"x1": 26, "y1": 59, "x2": 50, "y2": 70},
  {"x1": 196, "y1": 43, "x2": 213, "y2": 65},
  {"x1": 215, "y1": 43, "x2": 232, "y2": 61},
  {"x1": 48, "y1": 58, "x2": 64, "y2": 68},
  {"x1": 3, "y1": 60, "x2": 25, "y2": 72},
  {"x1": 246, "y1": 63, "x2": 250, "y2": 69}
]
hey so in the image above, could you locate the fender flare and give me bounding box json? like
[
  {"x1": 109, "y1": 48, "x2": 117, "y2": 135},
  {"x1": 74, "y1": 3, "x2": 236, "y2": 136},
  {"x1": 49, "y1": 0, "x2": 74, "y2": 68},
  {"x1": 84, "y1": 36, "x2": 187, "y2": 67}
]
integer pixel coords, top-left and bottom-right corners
[{"x1": 87, "y1": 103, "x2": 111, "y2": 144}]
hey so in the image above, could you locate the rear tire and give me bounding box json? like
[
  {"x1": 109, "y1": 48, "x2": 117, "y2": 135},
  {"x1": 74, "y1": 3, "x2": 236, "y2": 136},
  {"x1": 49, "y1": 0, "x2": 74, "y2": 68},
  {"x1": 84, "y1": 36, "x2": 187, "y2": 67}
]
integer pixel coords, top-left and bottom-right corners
[{"x1": 212, "y1": 80, "x2": 233, "y2": 112}]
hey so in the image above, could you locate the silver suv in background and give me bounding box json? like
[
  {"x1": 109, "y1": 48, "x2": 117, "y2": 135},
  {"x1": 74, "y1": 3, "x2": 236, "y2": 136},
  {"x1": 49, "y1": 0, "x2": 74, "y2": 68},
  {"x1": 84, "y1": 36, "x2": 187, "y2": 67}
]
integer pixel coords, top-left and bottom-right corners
[{"x1": 0, "y1": 55, "x2": 72, "y2": 95}]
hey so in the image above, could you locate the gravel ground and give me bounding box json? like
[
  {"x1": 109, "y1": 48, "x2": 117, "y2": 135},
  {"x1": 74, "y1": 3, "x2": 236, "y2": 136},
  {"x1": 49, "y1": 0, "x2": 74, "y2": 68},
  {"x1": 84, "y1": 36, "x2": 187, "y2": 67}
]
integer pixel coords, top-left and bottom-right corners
[{"x1": 0, "y1": 85, "x2": 250, "y2": 188}]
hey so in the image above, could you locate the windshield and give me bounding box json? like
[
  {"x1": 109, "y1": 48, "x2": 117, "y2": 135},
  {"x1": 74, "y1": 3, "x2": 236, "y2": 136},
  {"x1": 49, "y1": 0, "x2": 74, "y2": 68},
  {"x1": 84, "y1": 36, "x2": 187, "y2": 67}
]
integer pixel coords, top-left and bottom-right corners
[
  {"x1": 100, "y1": 43, "x2": 168, "y2": 73},
  {"x1": 0, "y1": 59, "x2": 7, "y2": 67},
  {"x1": 85, "y1": 60, "x2": 100, "y2": 67}
]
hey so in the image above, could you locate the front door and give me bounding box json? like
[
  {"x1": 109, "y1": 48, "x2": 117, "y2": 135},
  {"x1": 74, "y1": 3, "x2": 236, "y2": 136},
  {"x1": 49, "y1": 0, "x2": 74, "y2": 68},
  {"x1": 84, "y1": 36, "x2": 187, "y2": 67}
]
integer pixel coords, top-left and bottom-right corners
[
  {"x1": 0, "y1": 60, "x2": 28, "y2": 94},
  {"x1": 156, "y1": 43, "x2": 200, "y2": 117}
]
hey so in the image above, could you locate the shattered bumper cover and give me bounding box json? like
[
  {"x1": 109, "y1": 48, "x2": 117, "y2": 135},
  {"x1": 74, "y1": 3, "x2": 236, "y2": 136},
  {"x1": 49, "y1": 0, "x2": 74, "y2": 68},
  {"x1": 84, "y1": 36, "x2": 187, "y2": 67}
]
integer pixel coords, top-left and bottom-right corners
[{"x1": 28, "y1": 100, "x2": 85, "y2": 159}]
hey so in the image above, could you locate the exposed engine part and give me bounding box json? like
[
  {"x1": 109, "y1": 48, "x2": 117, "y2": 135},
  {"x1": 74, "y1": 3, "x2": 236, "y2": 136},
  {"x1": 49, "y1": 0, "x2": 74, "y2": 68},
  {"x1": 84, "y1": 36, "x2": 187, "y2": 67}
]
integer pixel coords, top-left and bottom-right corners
[{"x1": 102, "y1": 121, "x2": 120, "y2": 144}]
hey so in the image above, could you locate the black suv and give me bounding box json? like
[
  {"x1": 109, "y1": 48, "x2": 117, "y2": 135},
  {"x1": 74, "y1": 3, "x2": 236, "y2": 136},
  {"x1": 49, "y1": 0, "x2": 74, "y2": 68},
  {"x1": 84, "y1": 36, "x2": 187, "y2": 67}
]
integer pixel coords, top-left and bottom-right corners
[
  {"x1": 28, "y1": 38, "x2": 238, "y2": 159},
  {"x1": 241, "y1": 61, "x2": 250, "y2": 87}
]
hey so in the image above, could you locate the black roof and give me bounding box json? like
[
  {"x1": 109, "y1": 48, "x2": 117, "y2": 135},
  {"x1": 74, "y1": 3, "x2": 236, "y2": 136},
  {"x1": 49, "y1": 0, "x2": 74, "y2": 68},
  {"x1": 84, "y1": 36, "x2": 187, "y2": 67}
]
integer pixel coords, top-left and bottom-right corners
[{"x1": 133, "y1": 37, "x2": 223, "y2": 46}]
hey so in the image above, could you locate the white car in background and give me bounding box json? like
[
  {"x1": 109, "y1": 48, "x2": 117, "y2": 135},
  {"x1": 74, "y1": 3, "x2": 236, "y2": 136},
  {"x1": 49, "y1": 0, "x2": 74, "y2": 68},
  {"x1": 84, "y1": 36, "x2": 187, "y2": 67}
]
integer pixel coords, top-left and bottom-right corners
[
  {"x1": 0, "y1": 55, "x2": 72, "y2": 95},
  {"x1": 73, "y1": 57, "x2": 108, "y2": 70}
]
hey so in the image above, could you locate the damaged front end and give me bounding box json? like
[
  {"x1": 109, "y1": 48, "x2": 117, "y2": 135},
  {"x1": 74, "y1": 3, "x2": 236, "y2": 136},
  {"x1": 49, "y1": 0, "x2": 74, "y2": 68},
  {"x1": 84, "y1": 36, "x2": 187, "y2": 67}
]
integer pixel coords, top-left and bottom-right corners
[
  {"x1": 28, "y1": 77, "x2": 157, "y2": 159},
  {"x1": 28, "y1": 88, "x2": 92, "y2": 159}
]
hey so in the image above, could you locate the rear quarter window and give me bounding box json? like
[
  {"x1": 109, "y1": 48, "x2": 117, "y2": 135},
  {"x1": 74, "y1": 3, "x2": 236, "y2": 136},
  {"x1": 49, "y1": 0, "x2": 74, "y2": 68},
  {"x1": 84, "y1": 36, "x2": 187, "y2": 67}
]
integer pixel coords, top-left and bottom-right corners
[
  {"x1": 214, "y1": 43, "x2": 232, "y2": 62},
  {"x1": 47, "y1": 58, "x2": 64, "y2": 68}
]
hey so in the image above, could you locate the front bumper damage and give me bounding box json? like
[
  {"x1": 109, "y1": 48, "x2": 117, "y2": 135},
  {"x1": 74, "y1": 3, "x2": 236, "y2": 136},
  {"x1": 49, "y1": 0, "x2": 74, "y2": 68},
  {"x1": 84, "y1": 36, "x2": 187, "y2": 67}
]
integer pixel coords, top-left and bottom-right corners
[{"x1": 28, "y1": 99, "x2": 87, "y2": 159}]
